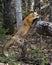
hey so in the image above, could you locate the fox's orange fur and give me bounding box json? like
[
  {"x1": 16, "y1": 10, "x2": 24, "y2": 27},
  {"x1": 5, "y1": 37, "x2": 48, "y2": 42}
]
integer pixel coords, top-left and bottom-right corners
[{"x1": 3, "y1": 12, "x2": 39, "y2": 56}]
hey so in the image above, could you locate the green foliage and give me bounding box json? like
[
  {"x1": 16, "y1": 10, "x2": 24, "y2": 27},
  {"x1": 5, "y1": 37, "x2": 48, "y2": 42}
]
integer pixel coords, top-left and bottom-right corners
[
  {"x1": 0, "y1": 0, "x2": 7, "y2": 40},
  {"x1": 0, "y1": 56, "x2": 20, "y2": 65},
  {"x1": 0, "y1": 26, "x2": 8, "y2": 40},
  {"x1": 41, "y1": 60, "x2": 49, "y2": 65},
  {"x1": 31, "y1": 48, "x2": 44, "y2": 59},
  {"x1": 0, "y1": 56, "x2": 10, "y2": 63},
  {"x1": 0, "y1": 55, "x2": 17, "y2": 63}
]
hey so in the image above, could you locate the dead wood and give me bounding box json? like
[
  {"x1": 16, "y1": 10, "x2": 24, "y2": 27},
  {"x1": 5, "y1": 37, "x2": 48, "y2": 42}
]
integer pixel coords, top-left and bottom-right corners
[{"x1": 36, "y1": 21, "x2": 52, "y2": 36}]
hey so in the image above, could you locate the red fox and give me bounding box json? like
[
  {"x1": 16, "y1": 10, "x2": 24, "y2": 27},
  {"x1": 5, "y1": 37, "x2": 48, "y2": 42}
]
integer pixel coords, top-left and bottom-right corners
[{"x1": 3, "y1": 12, "x2": 39, "y2": 57}]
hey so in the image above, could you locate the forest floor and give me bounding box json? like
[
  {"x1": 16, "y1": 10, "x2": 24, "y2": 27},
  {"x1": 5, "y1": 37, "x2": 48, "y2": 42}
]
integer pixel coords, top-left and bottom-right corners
[{"x1": 0, "y1": 23, "x2": 52, "y2": 65}]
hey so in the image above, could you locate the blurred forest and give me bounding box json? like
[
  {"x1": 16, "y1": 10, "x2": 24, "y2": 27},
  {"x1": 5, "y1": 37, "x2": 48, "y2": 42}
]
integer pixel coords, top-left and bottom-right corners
[{"x1": 0, "y1": 0, "x2": 52, "y2": 65}]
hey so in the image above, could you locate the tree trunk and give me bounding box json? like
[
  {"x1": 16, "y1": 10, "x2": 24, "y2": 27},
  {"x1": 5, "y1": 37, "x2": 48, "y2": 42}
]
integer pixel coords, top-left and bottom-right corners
[
  {"x1": 25, "y1": 0, "x2": 28, "y2": 13},
  {"x1": 49, "y1": 0, "x2": 52, "y2": 22},
  {"x1": 0, "y1": 0, "x2": 3, "y2": 23},
  {"x1": 30, "y1": 0, "x2": 34, "y2": 12},
  {"x1": 15, "y1": 0, "x2": 22, "y2": 29},
  {"x1": 3, "y1": 0, "x2": 14, "y2": 34}
]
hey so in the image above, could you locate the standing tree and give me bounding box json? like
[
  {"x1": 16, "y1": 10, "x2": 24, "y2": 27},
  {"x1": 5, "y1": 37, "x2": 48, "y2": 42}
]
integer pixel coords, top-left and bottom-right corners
[
  {"x1": 3, "y1": 0, "x2": 14, "y2": 34},
  {"x1": 0, "y1": 0, "x2": 3, "y2": 23},
  {"x1": 15, "y1": 0, "x2": 22, "y2": 29},
  {"x1": 49, "y1": 0, "x2": 52, "y2": 22},
  {"x1": 30, "y1": 0, "x2": 34, "y2": 12},
  {"x1": 25, "y1": 0, "x2": 28, "y2": 13}
]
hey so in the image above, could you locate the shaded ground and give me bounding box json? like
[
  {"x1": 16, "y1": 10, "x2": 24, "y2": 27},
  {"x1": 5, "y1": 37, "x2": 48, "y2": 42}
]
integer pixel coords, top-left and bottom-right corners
[{"x1": 0, "y1": 22, "x2": 52, "y2": 65}]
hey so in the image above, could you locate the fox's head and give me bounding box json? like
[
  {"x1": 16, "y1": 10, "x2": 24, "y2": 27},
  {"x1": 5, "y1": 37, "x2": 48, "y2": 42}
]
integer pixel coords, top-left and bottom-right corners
[{"x1": 25, "y1": 12, "x2": 39, "y2": 25}]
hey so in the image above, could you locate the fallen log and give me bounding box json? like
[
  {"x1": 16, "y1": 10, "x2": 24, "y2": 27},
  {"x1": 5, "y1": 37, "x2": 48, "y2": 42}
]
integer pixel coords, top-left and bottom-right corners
[
  {"x1": 3, "y1": 12, "x2": 39, "y2": 57},
  {"x1": 35, "y1": 20, "x2": 52, "y2": 36}
]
